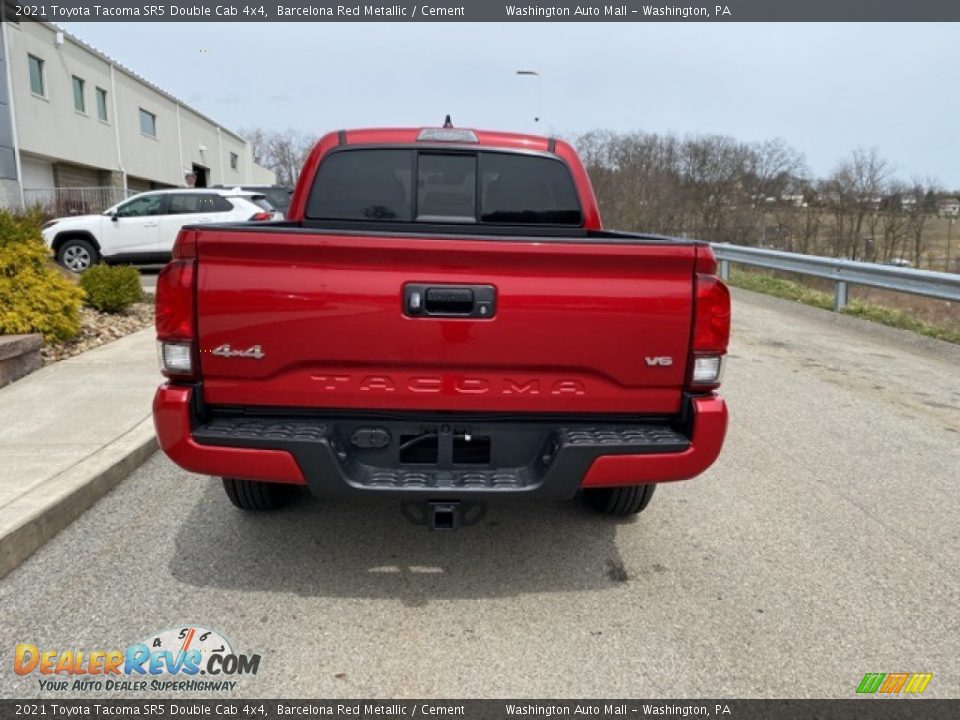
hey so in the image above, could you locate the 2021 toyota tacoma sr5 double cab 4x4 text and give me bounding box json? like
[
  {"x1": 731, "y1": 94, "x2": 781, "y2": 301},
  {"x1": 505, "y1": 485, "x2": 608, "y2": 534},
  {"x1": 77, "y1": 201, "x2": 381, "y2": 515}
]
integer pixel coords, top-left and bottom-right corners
[{"x1": 152, "y1": 124, "x2": 730, "y2": 529}]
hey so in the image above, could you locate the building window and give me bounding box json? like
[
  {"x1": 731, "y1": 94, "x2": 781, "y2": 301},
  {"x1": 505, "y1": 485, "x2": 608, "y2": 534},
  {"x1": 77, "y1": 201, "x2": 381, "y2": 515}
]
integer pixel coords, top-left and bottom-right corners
[
  {"x1": 72, "y1": 76, "x2": 85, "y2": 113},
  {"x1": 96, "y1": 87, "x2": 108, "y2": 122},
  {"x1": 229, "y1": 152, "x2": 239, "y2": 170},
  {"x1": 28, "y1": 55, "x2": 44, "y2": 96},
  {"x1": 139, "y1": 108, "x2": 157, "y2": 138}
]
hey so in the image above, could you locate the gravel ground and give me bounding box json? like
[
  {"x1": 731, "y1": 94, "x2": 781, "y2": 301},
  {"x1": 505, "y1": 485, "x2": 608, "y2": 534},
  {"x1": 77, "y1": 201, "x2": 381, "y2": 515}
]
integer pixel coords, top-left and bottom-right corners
[{"x1": 41, "y1": 302, "x2": 154, "y2": 365}]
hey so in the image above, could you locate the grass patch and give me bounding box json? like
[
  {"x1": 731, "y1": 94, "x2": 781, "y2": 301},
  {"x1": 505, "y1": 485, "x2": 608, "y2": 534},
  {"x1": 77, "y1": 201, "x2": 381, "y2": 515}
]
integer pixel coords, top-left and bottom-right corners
[
  {"x1": 843, "y1": 302, "x2": 960, "y2": 344},
  {"x1": 728, "y1": 268, "x2": 834, "y2": 310},
  {"x1": 728, "y1": 268, "x2": 960, "y2": 345}
]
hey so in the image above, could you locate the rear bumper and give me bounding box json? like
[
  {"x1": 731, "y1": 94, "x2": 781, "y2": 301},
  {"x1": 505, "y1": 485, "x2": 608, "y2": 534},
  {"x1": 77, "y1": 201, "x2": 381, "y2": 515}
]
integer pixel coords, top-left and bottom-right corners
[{"x1": 153, "y1": 384, "x2": 727, "y2": 499}]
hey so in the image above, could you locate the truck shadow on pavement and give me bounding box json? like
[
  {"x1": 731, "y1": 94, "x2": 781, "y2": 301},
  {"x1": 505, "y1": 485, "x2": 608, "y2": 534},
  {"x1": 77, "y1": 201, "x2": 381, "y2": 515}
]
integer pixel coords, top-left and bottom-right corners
[{"x1": 170, "y1": 484, "x2": 640, "y2": 606}]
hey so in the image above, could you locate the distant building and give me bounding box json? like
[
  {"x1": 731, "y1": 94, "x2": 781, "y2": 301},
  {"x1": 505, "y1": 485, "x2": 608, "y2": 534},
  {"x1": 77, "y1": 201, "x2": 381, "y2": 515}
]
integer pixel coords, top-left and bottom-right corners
[
  {"x1": 938, "y1": 197, "x2": 960, "y2": 216},
  {"x1": 779, "y1": 193, "x2": 807, "y2": 208},
  {"x1": 899, "y1": 195, "x2": 918, "y2": 210},
  {"x1": 0, "y1": 21, "x2": 275, "y2": 214}
]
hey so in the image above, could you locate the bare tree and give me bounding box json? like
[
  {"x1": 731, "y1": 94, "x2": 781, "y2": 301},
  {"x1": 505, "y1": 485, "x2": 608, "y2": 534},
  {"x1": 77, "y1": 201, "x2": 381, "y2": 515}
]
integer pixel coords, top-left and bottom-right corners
[
  {"x1": 905, "y1": 177, "x2": 941, "y2": 266},
  {"x1": 240, "y1": 127, "x2": 318, "y2": 187},
  {"x1": 241, "y1": 127, "x2": 269, "y2": 166},
  {"x1": 748, "y1": 138, "x2": 806, "y2": 202},
  {"x1": 822, "y1": 148, "x2": 891, "y2": 259}
]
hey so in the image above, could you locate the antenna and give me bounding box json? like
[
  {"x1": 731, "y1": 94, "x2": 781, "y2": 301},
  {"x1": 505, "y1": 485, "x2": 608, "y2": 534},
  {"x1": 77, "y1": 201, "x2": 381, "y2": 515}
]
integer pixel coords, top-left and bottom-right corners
[{"x1": 443, "y1": 115, "x2": 453, "y2": 128}]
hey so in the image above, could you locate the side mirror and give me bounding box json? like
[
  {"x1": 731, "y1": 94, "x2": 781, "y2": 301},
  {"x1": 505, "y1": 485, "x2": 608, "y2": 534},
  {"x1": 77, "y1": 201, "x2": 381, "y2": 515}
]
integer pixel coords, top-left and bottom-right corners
[{"x1": 110, "y1": 212, "x2": 119, "y2": 222}]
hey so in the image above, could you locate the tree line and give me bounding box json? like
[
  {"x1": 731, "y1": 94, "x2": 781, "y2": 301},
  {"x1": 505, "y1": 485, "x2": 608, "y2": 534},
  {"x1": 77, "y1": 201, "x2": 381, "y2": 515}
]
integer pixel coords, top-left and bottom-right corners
[
  {"x1": 577, "y1": 131, "x2": 951, "y2": 267},
  {"x1": 244, "y1": 126, "x2": 954, "y2": 267}
]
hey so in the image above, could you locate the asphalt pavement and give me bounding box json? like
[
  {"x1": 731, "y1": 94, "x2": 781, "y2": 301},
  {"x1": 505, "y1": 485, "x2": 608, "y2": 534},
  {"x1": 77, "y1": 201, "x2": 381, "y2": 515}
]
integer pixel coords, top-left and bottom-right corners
[
  {"x1": 1, "y1": 289, "x2": 958, "y2": 699},
  {"x1": 139, "y1": 266, "x2": 162, "y2": 294}
]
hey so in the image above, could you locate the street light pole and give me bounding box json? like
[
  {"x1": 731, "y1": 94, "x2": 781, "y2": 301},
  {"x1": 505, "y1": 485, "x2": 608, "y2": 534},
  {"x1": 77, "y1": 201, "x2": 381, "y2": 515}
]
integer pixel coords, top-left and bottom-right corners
[{"x1": 515, "y1": 70, "x2": 542, "y2": 132}]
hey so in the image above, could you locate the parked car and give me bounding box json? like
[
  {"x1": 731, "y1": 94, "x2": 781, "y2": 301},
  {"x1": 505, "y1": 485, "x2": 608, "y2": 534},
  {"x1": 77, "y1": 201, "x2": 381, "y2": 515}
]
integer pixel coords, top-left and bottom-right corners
[
  {"x1": 883, "y1": 258, "x2": 914, "y2": 268},
  {"x1": 43, "y1": 189, "x2": 279, "y2": 272},
  {"x1": 211, "y1": 184, "x2": 293, "y2": 214},
  {"x1": 153, "y1": 125, "x2": 730, "y2": 528}
]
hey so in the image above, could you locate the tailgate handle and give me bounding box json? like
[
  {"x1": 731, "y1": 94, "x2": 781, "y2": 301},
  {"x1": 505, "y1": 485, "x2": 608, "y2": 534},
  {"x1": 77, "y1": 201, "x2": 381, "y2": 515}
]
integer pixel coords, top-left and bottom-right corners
[{"x1": 404, "y1": 284, "x2": 496, "y2": 318}]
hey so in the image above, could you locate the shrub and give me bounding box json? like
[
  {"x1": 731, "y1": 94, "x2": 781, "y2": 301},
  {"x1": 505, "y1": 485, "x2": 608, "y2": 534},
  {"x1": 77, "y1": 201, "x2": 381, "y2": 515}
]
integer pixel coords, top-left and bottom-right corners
[
  {"x1": 0, "y1": 209, "x2": 84, "y2": 343},
  {"x1": 79, "y1": 264, "x2": 143, "y2": 313}
]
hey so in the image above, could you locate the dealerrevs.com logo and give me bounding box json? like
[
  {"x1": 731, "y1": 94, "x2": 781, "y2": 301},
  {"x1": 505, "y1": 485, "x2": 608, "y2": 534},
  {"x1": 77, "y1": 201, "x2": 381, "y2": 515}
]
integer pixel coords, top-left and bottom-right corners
[{"x1": 14, "y1": 625, "x2": 261, "y2": 693}]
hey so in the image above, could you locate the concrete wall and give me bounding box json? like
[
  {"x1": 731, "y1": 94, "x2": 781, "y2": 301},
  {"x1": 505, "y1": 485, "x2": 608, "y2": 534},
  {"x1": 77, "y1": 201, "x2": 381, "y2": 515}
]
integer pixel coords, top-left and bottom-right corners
[
  {"x1": 52, "y1": 161, "x2": 99, "y2": 187},
  {"x1": 112, "y1": 67, "x2": 181, "y2": 185},
  {"x1": 8, "y1": 23, "x2": 120, "y2": 174},
  {"x1": 2, "y1": 21, "x2": 275, "y2": 203},
  {"x1": 126, "y1": 176, "x2": 153, "y2": 193},
  {"x1": 0, "y1": 24, "x2": 19, "y2": 186}
]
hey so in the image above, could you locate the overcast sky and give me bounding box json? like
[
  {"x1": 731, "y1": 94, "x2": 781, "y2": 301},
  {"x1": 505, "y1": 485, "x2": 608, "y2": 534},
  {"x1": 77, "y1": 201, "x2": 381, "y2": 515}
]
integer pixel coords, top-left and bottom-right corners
[{"x1": 61, "y1": 22, "x2": 960, "y2": 188}]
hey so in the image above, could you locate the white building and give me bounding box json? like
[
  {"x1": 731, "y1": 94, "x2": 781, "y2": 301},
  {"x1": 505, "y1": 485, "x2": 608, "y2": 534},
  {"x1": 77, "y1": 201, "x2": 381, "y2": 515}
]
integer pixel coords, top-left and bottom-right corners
[
  {"x1": 0, "y1": 21, "x2": 275, "y2": 214},
  {"x1": 938, "y1": 197, "x2": 959, "y2": 217}
]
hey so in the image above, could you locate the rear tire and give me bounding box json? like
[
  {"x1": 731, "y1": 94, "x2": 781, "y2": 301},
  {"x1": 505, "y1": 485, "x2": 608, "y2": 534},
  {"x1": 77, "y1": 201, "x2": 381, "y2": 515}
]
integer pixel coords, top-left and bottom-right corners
[
  {"x1": 222, "y1": 477, "x2": 294, "y2": 511},
  {"x1": 582, "y1": 484, "x2": 657, "y2": 516}
]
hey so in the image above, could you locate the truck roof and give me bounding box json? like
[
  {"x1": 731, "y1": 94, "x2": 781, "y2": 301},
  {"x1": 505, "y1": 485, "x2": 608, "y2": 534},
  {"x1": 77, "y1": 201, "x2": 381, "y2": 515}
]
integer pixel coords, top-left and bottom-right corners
[{"x1": 338, "y1": 127, "x2": 557, "y2": 153}]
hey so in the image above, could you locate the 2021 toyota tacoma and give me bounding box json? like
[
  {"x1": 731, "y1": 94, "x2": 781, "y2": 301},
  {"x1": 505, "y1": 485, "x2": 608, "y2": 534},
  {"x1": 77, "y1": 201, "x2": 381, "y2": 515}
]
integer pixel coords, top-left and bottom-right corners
[{"x1": 152, "y1": 124, "x2": 730, "y2": 528}]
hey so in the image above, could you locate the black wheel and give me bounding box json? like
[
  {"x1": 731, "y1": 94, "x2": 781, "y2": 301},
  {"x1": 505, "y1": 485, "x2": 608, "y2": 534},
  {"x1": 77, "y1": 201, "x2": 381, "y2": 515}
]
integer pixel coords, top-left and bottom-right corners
[
  {"x1": 56, "y1": 238, "x2": 99, "y2": 272},
  {"x1": 222, "y1": 477, "x2": 295, "y2": 511},
  {"x1": 582, "y1": 484, "x2": 657, "y2": 516}
]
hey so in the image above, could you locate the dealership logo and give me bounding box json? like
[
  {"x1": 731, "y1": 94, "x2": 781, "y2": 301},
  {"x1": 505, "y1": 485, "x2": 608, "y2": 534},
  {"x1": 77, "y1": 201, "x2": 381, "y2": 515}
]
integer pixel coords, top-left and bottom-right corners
[
  {"x1": 14, "y1": 625, "x2": 260, "y2": 693},
  {"x1": 856, "y1": 672, "x2": 933, "y2": 694}
]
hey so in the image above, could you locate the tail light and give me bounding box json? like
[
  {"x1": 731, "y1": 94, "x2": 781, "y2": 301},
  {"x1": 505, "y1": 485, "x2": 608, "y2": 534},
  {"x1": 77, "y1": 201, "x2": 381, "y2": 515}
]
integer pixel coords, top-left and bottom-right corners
[
  {"x1": 249, "y1": 212, "x2": 273, "y2": 222},
  {"x1": 687, "y1": 247, "x2": 731, "y2": 390},
  {"x1": 155, "y1": 231, "x2": 197, "y2": 379}
]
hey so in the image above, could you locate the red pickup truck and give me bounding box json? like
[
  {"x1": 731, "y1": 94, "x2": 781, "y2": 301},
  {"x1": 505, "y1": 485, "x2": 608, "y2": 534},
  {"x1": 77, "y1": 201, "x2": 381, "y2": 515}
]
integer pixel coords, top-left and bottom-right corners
[{"x1": 152, "y1": 125, "x2": 729, "y2": 529}]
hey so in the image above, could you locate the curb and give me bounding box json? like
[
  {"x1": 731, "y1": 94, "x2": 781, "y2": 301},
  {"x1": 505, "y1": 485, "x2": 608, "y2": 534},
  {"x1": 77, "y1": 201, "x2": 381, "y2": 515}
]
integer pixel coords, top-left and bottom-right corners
[{"x1": 0, "y1": 417, "x2": 157, "y2": 580}]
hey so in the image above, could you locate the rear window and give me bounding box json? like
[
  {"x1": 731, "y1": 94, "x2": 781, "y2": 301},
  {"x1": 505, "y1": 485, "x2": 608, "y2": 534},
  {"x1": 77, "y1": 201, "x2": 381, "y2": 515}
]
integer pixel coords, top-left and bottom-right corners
[
  {"x1": 306, "y1": 149, "x2": 582, "y2": 226},
  {"x1": 168, "y1": 193, "x2": 232, "y2": 214},
  {"x1": 308, "y1": 149, "x2": 414, "y2": 221},
  {"x1": 417, "y1": 153, "x2": 476, "y2": 222},
  {"x1": 261, "y1": 188, "x2": 292, "y2": 212},
  {"x1": 480, "y1": 153, "x2": 582, "y2": 225}
]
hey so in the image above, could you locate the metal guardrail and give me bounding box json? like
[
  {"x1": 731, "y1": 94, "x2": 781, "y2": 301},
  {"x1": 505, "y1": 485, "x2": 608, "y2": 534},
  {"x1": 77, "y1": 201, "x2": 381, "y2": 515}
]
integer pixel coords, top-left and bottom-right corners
[{"x1": 711, "y1": 243, "x2": 960, "y2": 311}]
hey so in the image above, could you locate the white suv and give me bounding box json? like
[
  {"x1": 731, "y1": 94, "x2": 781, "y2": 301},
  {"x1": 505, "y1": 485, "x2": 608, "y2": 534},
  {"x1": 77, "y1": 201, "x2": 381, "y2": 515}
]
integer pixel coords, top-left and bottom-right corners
[{"x1": 43, "y1": 188, "x2": 279, "y2": 272}]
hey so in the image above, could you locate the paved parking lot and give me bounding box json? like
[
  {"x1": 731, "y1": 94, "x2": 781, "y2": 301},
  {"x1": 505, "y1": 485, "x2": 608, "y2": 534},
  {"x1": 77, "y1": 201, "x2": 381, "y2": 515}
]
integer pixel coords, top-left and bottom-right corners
[
  {"x1": 139, "y1": 266, "x2": 162, "y2": 294},
  {"x1": 2, "y1": 290, "x2": 958, "y2": 698}
]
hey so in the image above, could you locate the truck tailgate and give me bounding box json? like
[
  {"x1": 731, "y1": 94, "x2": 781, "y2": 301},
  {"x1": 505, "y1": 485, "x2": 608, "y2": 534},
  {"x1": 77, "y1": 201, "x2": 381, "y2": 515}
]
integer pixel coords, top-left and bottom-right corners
[{"x1": 194, "y1": 230, "x2": 697, "y2": 414}]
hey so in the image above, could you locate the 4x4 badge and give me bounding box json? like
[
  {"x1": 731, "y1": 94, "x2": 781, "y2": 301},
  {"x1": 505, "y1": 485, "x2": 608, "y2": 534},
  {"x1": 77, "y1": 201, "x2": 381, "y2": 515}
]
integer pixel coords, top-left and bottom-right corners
[{"x1": 211, "y1": 344, "x2": 265, "y2": 360}]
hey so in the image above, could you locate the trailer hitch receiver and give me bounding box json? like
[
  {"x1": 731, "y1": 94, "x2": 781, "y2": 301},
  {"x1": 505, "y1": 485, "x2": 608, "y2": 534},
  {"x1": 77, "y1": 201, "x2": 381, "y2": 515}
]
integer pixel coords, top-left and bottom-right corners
[{"x1": 401, "y1": 501, "x2": 487, "y2": 530}]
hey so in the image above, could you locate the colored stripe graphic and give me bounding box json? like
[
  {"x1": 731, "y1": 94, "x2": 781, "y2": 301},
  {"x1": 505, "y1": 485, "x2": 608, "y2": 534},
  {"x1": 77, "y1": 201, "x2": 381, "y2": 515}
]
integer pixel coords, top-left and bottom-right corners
[
  {"x1": 857, "y1": 673, "x2": 886, "y2": 693},
  {"x1": 857, "y1": 672, "x2": 933, "y2": 694},
  {"x1": 879, "y1": 673, "x2": 909, "y2": 693},
  {"x1": 903, "y1": 673, "x2": 933, "y2": 694}
]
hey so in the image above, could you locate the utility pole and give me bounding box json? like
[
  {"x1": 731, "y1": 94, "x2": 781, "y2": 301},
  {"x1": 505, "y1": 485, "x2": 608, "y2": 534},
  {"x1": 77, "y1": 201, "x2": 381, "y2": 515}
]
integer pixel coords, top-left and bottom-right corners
[{"x1": 947, "y1": 214, "x2": 956, "y2": 273}]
